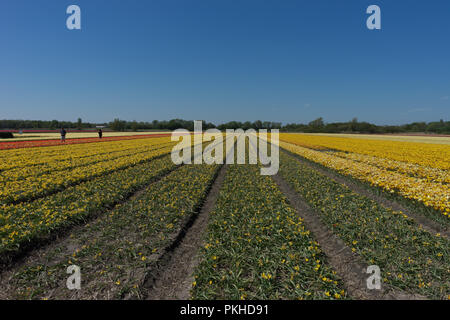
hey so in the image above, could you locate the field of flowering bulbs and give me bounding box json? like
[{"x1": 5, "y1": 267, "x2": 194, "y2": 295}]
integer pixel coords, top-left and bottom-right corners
[{"x1": 0, "y1": 133, "x2": 448, "y2": 300}]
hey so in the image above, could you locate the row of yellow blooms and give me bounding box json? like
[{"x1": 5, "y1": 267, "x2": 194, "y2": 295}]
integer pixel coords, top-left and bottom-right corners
[
  {"x1": 0, "y1": 138, "x2": 177, "y2": 253},
  {"x1": 279, "y1": 134, "x2": 450, "y2": 170},
  {"x1": 278, "y1": 134, "x2": 449, "y2": 217},
  {"x1": 0, "y1": 138, "x2": 175, "y2": 204}
]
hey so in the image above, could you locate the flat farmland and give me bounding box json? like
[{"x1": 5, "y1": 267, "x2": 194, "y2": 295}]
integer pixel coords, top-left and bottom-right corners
[{"x1": 0, "y1": 133, "x2": 448, "y2": 300}]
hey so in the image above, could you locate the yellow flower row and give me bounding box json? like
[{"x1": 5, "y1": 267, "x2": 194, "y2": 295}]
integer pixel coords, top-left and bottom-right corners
[
  {"x1": 0, "y1": 155, "x2": 177, "y2": 254},
  {"x1": 279, "y1": 134, "x2": 450, "y2": 170},
  {"x1": 279, "y1": 141, "x2": 450, "y2": 216},
  {"x1": 0, "y1": 146, "x2": 174, "y2": 203},
  {"x1": 329, "y1": 151, "x2": 449, "y2": 184},
  {"x1": 192, "y1": 163, "x2": 346, "y2": 299},
  {"x1": 0, "y1": 137, "x2": 173, "y2": 171},
  {"x1": 0, "y1": 139, "x2": 174, "y2": 184}
]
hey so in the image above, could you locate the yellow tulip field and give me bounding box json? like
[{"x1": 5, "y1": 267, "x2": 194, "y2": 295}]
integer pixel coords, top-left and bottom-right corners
[{"x1": 0, "y1": 133, "x2": 448, "y2": 300}]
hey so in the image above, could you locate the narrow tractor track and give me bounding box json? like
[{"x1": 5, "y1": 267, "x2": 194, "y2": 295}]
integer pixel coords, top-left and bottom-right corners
[{"x1": 144, "y1": 163, "x2": 228, "y2": 300}]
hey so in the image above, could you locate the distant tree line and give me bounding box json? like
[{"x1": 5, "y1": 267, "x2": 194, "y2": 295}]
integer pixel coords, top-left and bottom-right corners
[
  {"x1": 108, "y1": 118, "x2": 216, "y2": 132},
  {"x1": 0, "y1": 119, "x2": 101, "y2": 130},
  {"x1": 1, "y1": 117, "x2": 449, "y2": 134},
  {"x1": 282, "y1": 117, "x2": 450, "y2": 134},
  {"x1": 217, "y1": 121, "x2": 282, "y2": 130}
]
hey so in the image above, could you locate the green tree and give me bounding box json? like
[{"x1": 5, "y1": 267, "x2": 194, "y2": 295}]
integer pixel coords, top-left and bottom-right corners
[
  {"x1": 130, "y1": 121, "x2": 138, "y2": 132},
  {"x1": 308, "y1": 117, "x2": 324, "y2": 129},
  {"x1": 110, "y1": 118, "x2": 126, "y2": 131}
]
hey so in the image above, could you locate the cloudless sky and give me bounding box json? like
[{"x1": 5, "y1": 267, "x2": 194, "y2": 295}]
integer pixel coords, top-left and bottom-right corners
[{"x1": 0, "y1": 0, "x2": 449, "y2": 125}]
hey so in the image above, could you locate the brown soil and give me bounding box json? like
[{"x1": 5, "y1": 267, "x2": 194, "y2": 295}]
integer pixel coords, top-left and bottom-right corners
[
  {"x1": 272, "y1": 173, "x2": 426, "y2": 300},
  {"x1": 285, "y1": 150, "x2": 449, "y2": 238},
  {"x1": 144, "y1": 164, "x2": 227, "y2": 300}
]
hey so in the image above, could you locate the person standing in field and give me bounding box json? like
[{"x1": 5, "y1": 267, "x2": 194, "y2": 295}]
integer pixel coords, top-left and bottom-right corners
[
  {"x1": 60, "y1": 128, "x2": 67, "y2": 143},
  {"x1": 98, "y1": 128, "x2": 103, "y2": 139}
]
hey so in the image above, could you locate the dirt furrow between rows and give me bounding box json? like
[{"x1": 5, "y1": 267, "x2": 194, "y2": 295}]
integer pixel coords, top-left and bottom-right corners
[{"x1": 143, "y1": 164, "x2": 228, "y2": 300}]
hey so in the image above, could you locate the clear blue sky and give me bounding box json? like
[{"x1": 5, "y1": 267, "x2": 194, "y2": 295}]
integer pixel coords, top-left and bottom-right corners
[{"x1": 1, "y1": 0, "x2": 449, "y2": 125}]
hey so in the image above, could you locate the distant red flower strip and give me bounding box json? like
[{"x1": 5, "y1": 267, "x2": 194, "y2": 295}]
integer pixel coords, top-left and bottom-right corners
[{"x1": 0, "y1": 134, "x2": 174, "y2": 150}]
